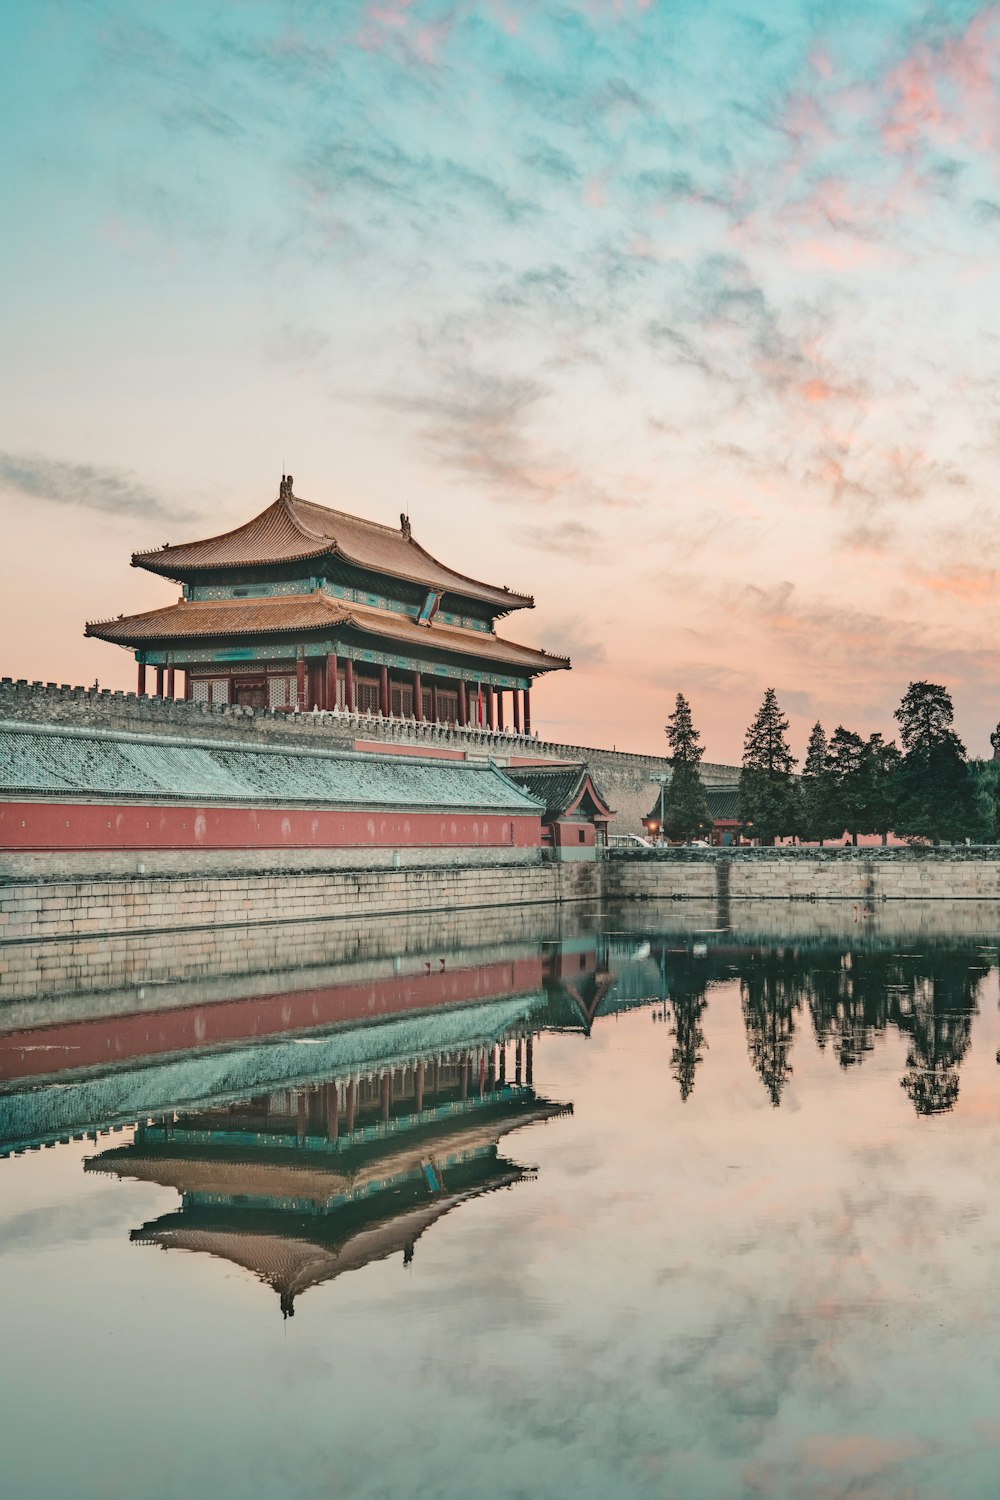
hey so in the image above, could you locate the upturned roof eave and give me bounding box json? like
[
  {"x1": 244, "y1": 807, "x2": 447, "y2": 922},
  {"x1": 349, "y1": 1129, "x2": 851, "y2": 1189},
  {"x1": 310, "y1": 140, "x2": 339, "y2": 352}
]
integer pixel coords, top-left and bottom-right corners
[
  {"x1": 85, "y1": 598, "x2": 570, "y2": 674},
  {"x1": 131, "y1": 494, "x2": 534, "y2": 612}
]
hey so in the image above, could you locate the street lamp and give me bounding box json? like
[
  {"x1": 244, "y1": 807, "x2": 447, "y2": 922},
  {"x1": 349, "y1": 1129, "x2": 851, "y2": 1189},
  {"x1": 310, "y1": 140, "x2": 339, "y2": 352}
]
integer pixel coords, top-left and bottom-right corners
[{"x1": 649, "y1": 774, "x2": 668, "y2": 846}]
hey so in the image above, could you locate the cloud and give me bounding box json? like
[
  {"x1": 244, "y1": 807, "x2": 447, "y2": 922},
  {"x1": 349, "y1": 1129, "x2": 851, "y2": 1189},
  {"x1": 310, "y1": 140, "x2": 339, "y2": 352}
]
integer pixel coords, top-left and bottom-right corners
[
  {"x1": 0, "y1": 452, "x2": 190, "y2": 525},
  {"x1": 516, "y1": 519, "x2": 602, "y2": 558},
  {"x1": 531, "y1": 614, "x2": 605, "y2": 666}
]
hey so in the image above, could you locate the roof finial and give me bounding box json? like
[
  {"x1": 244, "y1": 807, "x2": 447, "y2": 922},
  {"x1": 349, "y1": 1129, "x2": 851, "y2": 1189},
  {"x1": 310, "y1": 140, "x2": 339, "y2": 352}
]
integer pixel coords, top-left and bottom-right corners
[
  {"x1": 279, "y1": 474, "x2": 295, "y2": 502},
  {"x1": 400, "y1": 512, "x2": 411, "y2": 540}
]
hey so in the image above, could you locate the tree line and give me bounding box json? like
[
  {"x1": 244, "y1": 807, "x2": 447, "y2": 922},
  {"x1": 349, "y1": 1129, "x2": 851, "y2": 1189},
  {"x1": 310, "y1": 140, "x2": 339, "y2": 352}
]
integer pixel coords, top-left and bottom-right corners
[{"x1": 659, "y1": 681, "x2": 1000, "y2": 845}]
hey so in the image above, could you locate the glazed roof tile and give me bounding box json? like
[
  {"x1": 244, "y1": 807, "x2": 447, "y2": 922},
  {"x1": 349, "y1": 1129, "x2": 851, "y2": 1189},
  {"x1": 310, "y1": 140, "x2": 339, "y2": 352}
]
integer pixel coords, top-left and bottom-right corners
[
  {"x1": 0, "y1": 721, "x2": 546, "y2": 811},
  {"x1": 505, "y1": 764, "x2": 614, "y2": 819},
  {"x1": 644, "y1": 782, "x2": 741, "y2": 824},
  {"x1": 133, "y1": 490, "x2": 533, "y2": 610},
  {"x1": 85, "y1": 593, "x2": 568, "y2": 673}
]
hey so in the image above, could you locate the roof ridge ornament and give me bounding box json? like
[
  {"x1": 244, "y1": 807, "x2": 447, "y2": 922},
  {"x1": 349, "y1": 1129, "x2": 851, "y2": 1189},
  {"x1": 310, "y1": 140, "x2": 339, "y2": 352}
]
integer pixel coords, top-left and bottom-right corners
[
  {"x1": 280, "y1": 473, "x2": 294, "y2": 502},
  {"x1": 400, "y1": 513, "x2": 411, "y2": 540}
]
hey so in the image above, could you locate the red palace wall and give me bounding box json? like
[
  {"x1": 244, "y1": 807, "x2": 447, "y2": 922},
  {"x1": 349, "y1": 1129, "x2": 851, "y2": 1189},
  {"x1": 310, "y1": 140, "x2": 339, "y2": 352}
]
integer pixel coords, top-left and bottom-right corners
[{"x1": 0, "y1": 801, "x2": 542, "y2": 852}]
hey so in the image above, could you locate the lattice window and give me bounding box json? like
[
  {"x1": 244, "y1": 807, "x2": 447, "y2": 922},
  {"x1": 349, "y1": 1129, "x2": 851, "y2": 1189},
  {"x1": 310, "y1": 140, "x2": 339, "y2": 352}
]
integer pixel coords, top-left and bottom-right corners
[
  {"x1": 390, "y1": 682, "x2": 414, "y2": 717},
  {"x1": 191, "y1": 677, "x2": 230, "y2": 704},
  {"x1": 268, "y1": 675, "x2": 295, "y2": 710},
  {"x1": 421, "y1": 687, "x2": 433, "y2": 721},
  {"x1": 436, "y1": 689, "x2": 458, "y2": 724},
  {"x1": 356, "y1": 677, "x2": 380, "y2": 713}
]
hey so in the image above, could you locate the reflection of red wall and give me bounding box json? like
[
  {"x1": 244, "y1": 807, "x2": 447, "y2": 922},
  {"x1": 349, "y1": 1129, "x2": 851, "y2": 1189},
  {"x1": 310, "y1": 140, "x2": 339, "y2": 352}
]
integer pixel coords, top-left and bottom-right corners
[
  {"x1": 0, "y1": 801, "x2": 541, "y2": 851},
  {"x1": 0, "y1": 956, "x2": 544, "y2": 1082}
]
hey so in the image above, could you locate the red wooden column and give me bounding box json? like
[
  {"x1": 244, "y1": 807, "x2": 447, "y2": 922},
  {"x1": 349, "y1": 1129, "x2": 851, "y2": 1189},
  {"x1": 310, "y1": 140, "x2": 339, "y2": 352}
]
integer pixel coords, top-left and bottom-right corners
[
  {"x1": 137, "y1": 662, "x2": 147, "y2": 696},
  {"x1": 524, "y1": 689, "x2": 532, "y2": 735},
  {"x1": 344, "y1": 659, "x2": 355, "y2": 712},
  {"x1": 166, "y1": 667, "x2": 175, "y2": 699},
  {"x1": 485, "y1": 684, "x2": 495, "y2": 730},
  {"x1": 499, "y1": 1044, "x2": 506, "y2": 1085},
  {"x1": 413, "y1": 670, "x2": 423, "y2": 721},
  {"x1": 526, "y1": 1036, "x2": 534, "y2": 1086},
  {"x1": 515, "y1": 1039, "x2": 523, "y2": 1085},
  {"x1": 415, "y1": 1061, "x2": 425, "y2": 1113},
  {"x1": 155, "y1": 666, "x2": 164, "y2": 697},
  {"x1": 513, "y1": 689, "x2": 521, "y2": 734},
  {"x1": 326, "y1": 1083, "x2": 339, "y2": 1142},
  {"x1": 295, "y1": 656, "x2": 306, "y2": 712},
  {"x1": 497, "y1": 691, "x2": 504, "y2": 732},
  {"x1": 325, "y1": 653, "x2": 338, "y2": 711},
  {"x1": 458, "y1": 681, "x2": 468, "y2": 726},
  {"x1": 379, "y1": 665, "x2": 389, "y2": 717},
  {"x1": 346, "y1": 1079, "x2": 356, "y2": 1133},
  {"x1": 380, "y1": 1073, "x2": 391, "y2": 1121}
]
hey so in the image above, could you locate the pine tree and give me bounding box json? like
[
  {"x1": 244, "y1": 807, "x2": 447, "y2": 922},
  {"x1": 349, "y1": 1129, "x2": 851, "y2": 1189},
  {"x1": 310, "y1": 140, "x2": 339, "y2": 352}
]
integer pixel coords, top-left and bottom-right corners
[
  {"x1": 662, "y1": 693, "x2": 710, "y2": 842},
  {"x1": 893, "y1": 681, "x2": 976, "y2": 843},
  {"x1": 738, "y1": 688, "x2": 799, "y2": 844},
  {"x1": 860, "y1": 733, "x2": 901, "y2": 844},
  {"x1": 800, "y1": 722, "x2": 837, "y2": 844},
  {"x1": 827, "y1": 726, "x2": 867, "y2": 843}
]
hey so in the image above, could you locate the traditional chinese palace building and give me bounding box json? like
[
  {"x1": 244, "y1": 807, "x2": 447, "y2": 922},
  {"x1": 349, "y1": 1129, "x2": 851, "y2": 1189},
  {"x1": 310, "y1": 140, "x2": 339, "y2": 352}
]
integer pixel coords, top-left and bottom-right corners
[{"x1": 86, "y1": 476, "x2": 568, "y2": 732}]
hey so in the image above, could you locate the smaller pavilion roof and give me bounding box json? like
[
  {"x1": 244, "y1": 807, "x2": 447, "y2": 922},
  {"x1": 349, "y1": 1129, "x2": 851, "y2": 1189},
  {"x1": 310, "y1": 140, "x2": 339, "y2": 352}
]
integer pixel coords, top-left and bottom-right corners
[
  {"x1": 504, "y1": 763, "x2": 614, "y2": 821},
  {"x1": 85, "y1": 592, "x2": 568, "y2": 674},
  {"x1": 132, "y1": 482, "x2": 533, "y2": 612},
  {"x1": 644, "y1": 782, "x2": 740, "y2": 824}
]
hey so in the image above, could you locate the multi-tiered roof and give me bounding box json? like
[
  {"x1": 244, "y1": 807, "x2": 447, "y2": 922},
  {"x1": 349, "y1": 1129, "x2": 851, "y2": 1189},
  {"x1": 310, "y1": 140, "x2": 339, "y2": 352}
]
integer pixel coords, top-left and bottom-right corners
[{"x1": 86, "y1": 479, "x2": 568, "y2": 720}]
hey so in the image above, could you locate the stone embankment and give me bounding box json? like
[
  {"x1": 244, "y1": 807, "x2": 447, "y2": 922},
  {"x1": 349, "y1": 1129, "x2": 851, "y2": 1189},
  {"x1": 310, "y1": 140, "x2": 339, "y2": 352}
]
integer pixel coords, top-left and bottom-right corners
[
  {"x1": 0, "y1": 859, "x2": 600, "y2": 946},
  {"x1": 604, "y1": 846, "x2": 1000, "y2": 903},
  {"x1": 0, "y1": 678, "x2": 737, "y2": 833}
]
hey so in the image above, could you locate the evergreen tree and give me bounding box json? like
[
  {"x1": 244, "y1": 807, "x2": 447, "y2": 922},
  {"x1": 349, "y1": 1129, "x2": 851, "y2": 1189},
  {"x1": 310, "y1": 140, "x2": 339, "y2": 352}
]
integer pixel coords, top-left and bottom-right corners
[
  {"x1": 860, "y1": 733, "x2": 901, "y2": 844},
  {"x1": 800, "y1": 722, "x2": 838, "y2": 844},
  {"x1": 827, "y1": 726, "x2": 867, "y2": 843},
  {"x1": 662, "y1": 693, "x2": 710, "y2": 841},
  {"x1": 738, "y1": 688, "x2": 799, "y2": 844},
  {"x1": 892, "y1": 682, "x2": 976, "y2": 842},
  {"x1": 969, "y1": 758, "x2": 1000, "y2": 842}
]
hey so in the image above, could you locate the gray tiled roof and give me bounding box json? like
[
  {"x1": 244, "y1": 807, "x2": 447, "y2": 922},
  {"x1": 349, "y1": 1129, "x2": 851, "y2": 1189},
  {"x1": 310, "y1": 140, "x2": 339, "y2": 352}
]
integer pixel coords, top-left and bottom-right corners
[
  {"x1": 645, "y1": 782, "x2": 741, "y2": 824},
  {"x1": 0, "y1": 721, "x2": 544, "y2": 812}
]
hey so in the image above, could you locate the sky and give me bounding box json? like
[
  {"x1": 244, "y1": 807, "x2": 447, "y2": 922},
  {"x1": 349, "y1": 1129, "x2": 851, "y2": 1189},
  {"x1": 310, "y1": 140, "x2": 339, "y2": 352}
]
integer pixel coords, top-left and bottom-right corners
[{"x1": 3, "y1": 0, "x2": 1000, "y2": 763}]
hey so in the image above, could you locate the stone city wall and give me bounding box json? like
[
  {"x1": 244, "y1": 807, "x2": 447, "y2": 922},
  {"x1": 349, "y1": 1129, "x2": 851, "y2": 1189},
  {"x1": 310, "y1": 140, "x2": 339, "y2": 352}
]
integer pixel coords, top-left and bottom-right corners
[
  {"x1": 0, "y1": 678, "x2": 737, "y2": 833},
  {"x1": 0, "y1": 858, "x2": 600, "y2": 946}
]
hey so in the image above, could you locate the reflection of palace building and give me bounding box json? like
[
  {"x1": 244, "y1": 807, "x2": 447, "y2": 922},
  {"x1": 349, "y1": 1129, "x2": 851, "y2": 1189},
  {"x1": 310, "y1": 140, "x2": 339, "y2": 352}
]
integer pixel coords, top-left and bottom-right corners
[
  {"x1": 0, "y1": 931, "x2": 575, "y2": 1311},
  {"x1": 88, "y1": 1038, "x2": 565, "y2": 1316},
  {"x1": 86, "y1": 477, "x2": 569, "y2": 730}
]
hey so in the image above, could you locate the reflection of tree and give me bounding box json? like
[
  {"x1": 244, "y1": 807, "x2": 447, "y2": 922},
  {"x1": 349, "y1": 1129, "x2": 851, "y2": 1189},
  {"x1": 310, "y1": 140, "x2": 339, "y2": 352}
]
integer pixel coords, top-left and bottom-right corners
[
  {"x1": 892, "y1": 954, "x2": 986, "y2": 1116},
  {"x1": 739, "y1": 952, "x2": 806, "y2": 1106},
  {"x1": 666, "y1": 964, "x2": 710, "y2": 1102},
  {"x1": 799, "y1": 944, "x2": 987, "y2": 1116},
  {"x1": 808, "y1": 952, "x2": 894, "y2": 1069}
]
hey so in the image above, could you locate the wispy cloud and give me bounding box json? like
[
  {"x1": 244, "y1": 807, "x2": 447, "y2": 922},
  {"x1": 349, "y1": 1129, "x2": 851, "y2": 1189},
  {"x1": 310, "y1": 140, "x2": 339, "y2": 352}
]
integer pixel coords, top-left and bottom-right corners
[{"x1": 0, "y1": 452, "x2": 189, "y2": 525}]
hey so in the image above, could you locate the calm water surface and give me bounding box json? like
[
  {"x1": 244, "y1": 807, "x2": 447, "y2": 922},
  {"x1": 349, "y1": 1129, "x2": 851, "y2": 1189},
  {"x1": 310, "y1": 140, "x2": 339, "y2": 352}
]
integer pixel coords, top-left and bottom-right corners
[{"x1": 3, "y1": 900, "x2": 1000, "y2": 1500}]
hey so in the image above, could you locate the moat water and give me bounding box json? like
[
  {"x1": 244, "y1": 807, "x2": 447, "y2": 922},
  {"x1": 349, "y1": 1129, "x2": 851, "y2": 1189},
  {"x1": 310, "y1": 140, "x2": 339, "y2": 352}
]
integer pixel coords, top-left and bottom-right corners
[{"x1": 3, "y1": 899, "x2": 1000, "y2": 1500}]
